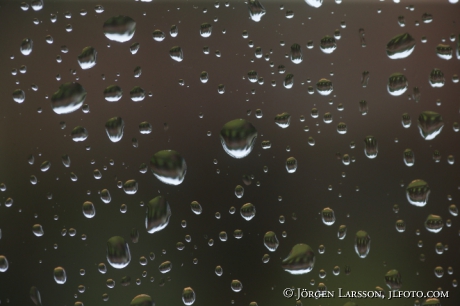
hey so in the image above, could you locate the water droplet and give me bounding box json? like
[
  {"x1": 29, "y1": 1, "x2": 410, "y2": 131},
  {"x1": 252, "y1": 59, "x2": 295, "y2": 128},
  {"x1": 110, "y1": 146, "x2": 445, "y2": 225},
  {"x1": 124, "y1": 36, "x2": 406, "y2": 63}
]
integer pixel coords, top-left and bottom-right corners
[
  {"x1": 275, "y1": 112, "x2": 291, "y2": 128},
  {"x1": 54, "y1": 267, "x2": 67, "y2": 284},
  {"x1": 106, "y1": 236, "x2": 131, "y2": 269},
  {"x1": 170, "y1": 25, "x2": 178, "y2": 37},
  {"x1": 320, "y1": 36, "x2": 336, "y2": 54},
  {"x1": 231, "y1": 279, "x2": 243, "y2": 292},
  {"x1": 240, "y1": 203, "x2": 256, "y2": 221},
  {"x1": 284, "y1": 74, "x2": 294, "y2": 88},
  {"x1": 77, "y1": 47, "x2": 97, "y2": 69},
  {"x1": 170, "y1": 46, "x2": 183, "y2": 62},
  {"x1": 385, "y1": 269, "x2": 402, "y2": 290},
  {"x1": 159, "y1": 261, "x2": 172, "y2": 274},
  {"x1": 12, "y1": 89, "x2": 25, "y2": 103},
  {"x1": 282, "y1": 244, "x2": 315, "y2": 274},
  {"x1": 403, "y1": 149, "x2": 414, "y2": 166},
  {"x1": 123, "y1": 180, "x2": 138, "y2": 194},
  {"x1": 104, "y1": 85, "x2": 123, "y2": 102},
  {"x1": 364, "y1": 136, "x2": 378, "y2": 159},
  {"x1": 200, "y1": 23, "x2": 212, "y2": 37},
  {"x1": 305, "y1": 0, "x2": 323, "y2": 8},
  {"x1": 316, "y1": 78, "x2": 333, "y2": 95},
  {"x1": 20, "y1": 38, "x2": 33, "y2": 56},
  {"x1": 71, "y1": 126, "x2": 88, "y2": 142},
  {"x1": 395, "y1": 220, "x2": 406, "y2": 232},
  {"x1": 355, "y1": 230, "x2": 371, "y2": 258},
  {"x1": 220, "y1": 119, "x2": 257, "y2": 159},
  {"x1": 130, "y1": 294, "x2": 153, "y2": 306},
  {"x1": 51, "y1": 82, "x2": 87, "y2": 114},
  {"x1": 417, "y1": 111, "x2": 444, "y2": 140},
  {"x1": 290, "y1": 43, "x2": 302, "y2": 64},
  {"x1": 152, "y1": 29, "x2": 165, "y2": 41},
  {"x1": 263, "y1": 231, "x2": 279, "y2": 251},
  {"x1": 429, "y1": 68, "x2": 445, "y2": 87},
  {"x1": 103, "y1": 16, "x2": 136, "y2": 42},
  {"x1": 248, "y1": 0, "x2": 266, "y2": 22},
  {"x1": 286, "y1": 157, "x2": 297, "y2": 173},
  {"x1": 337, "y1": 225, "x2": 347, "y2": 239},
  {"x1": 182, "y1": 287, "x2": 196, "y2": 305},
  {"x1": 100, "y1": 189, "x2": 111, "y2": 204},
  {"x1": 82, "y1": 201, "x2": 95, "y2": 218},
  {"x1": 387, "y1": 73, "x2": 408, "y2": 96},
  {"x1": 146, "y1": 196, "x2": 171, "y2": 234},
  {"x1": 150, "y1": 150, "x2": 187, "y2": 185},
  {"x1": 386, "y1": 33, "x2": 415, "y2": 59},
  {"x1": 436, "y1": 44, "x2": 452, "y2": 60},
  {"x1": 425, "y1": 214, "x2": 443, "y2": 233}
]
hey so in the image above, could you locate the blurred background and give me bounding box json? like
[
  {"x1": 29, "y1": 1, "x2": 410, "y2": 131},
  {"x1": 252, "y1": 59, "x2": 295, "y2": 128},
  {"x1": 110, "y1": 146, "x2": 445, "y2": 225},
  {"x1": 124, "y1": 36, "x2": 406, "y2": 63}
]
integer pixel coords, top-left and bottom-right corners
[{"x1": 0, "y1": 0, "x2": 459, "y2": 305}]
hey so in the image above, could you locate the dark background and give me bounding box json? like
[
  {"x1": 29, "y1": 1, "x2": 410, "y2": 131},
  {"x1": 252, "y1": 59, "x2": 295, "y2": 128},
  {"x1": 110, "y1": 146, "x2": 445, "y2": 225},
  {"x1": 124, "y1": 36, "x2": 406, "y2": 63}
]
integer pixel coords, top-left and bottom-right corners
[{"x1": 0, "y1": 0, "x2": 459, "y2": 305}]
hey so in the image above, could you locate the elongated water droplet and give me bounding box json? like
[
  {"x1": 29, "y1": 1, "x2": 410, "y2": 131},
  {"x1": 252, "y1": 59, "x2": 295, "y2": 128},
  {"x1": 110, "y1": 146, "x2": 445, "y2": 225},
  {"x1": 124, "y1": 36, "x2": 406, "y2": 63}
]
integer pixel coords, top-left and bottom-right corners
[
  {"x1": 290, "y1": 43, "x2": 302, "y2": 64},
  {"x1": 355, "y1": 230, "x2": 371, "y2": 258},
  {"x1": 105, "y1": 117, "x2": 124, "y2": 142},
  {"x1": 182, "y1": 287, "x2": 196, "y2": 305},
  {"x1": 403, "y1": 149, "x2": 414, "y2": 166},
  {"x1": 364, "y1": 136, "x2": 378, "y2": 159},
  {"x1": 386, "y1": 33, "x2": 415, "y2": 59},
  {"x1": 286, "y1": 157, "x2": 297, "y2": 173},
  {"x1": 146, "y1": 196, "x2": 171, "y2": 234}
]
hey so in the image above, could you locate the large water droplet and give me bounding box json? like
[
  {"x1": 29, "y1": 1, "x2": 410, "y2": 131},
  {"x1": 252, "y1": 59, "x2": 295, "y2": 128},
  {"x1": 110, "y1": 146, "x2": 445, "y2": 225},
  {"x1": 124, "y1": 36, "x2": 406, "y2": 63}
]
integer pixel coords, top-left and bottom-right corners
[
  {"x1": 51, "y1": 82, "x2": 87, "y2": 114},
  {"x1": 146, "y1": 196, "x2": 171, "y2": 234},
  {"x1": 103, "y1": 16, "x2": 136, "y2": 42},
  {"x1": 282, "y1": 244, "x2": 315, "y2": 274},
  {"x1": 150, "y1": 150, "x2": 187, "y2": 185},
  {"x1": 106, "y1": 236, "x2": 131, "y2": 269},
  {"x1": 275, "y1": 112, "x2": 291, "y2": 128}
]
